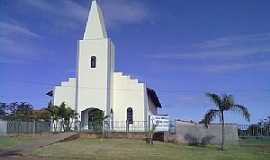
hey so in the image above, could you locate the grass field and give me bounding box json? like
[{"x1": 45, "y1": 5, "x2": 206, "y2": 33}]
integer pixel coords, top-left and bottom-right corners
[
  {"x1": 32, "y1": 138, "x2": 270, "y2": 160},
  {"x1": 0, "y1": 136, "x2": 33, "y2": 149},
  {"x1": 1, "y1": 136, "x2": 270, "y2": 160}
]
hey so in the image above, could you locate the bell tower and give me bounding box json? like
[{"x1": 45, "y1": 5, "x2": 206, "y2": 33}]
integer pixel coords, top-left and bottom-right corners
[{"x1": 76, "y1": 0, "x2": 115, "y2": 117}]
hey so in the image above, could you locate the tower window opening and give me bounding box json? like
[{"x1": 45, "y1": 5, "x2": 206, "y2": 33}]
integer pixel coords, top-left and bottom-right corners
[{"x1": 91, "y1": 56, "x2": 96, "y2": 68}]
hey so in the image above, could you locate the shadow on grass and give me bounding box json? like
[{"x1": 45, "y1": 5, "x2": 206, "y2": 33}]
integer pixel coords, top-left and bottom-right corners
[{"x1": 0, "y1": 149, "x2": 23, "y2": 157}]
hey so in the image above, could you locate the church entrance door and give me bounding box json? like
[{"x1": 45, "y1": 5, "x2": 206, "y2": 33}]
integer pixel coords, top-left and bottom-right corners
[{"x1": 88, "y1": 108, "x2": 104, "y2": 132}]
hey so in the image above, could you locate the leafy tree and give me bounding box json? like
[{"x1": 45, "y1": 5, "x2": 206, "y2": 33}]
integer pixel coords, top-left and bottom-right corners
[
  {"x1": 89, "y1": 109, "x2": 105, "y2": 122},
  {"x1": 63, "y1": 107, "x2": 77, "y2": 131},
  {"x1": 88, "y1": 109, "x2": 108, "y2": 132},
  {"x1": 1, "y1": 101, "x2": 51, "y2": 121},
  {"x1": 0, "y1": 102, "x2": 7, "y2": 119},
  {"x1": 6, "y1": 102, "x2": 18, "y2": 120},
  {"x1": 15, "y1": 102, "x2": 33, "y2": 121},
  {"x1": 202, "y1": 93, "x2": 250, "y2": 150},
  {"x1": 48, "y1": 102, "x2": 76, "y2": 132},
  {"x1": 58, "y1": 102, "x2": 70, "y2": 131},
  {"x1": 4, "y1": 102, "x2": 33, "y2": 121},
  {"x1": 243, "y1": 116, "x2": 270, "y2": 137},
  {"x1": 32, "y1": 109, "x2": 51, "y2": 121},
  {"x1": 47, "y1": 101, "x2": 60, "y2": 132}
]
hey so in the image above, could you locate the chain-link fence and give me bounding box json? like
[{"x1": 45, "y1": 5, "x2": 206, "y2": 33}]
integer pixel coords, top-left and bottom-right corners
[
  {"x1": 5, "y1": 119, "x2": 268, "y2": 141},
  {"x1": 112, "y1": 121, "x2": 147, "y2": 132},
  {"x1": 0, "y1": 120, "x2": 51, "y2": 135},
  {"x1": 0, "y1": 120, "x2": 156, "y2": 135},
  {"x1": 78, "y1": 121, "x2": 148, "y2": 133},
  {"x1": 238, "y1": 124, "x2": 270, "y2": 137}
]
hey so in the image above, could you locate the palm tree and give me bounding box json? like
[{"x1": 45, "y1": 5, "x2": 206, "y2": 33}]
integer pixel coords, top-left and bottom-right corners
[{"x1": 202, "y1": 93, "x2": 250, "y2": 150}]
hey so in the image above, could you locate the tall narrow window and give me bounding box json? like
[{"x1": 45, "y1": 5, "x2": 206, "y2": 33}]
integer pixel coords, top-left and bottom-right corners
[
  {"x1": 91, "y1": 56, "x2": 96, "y2": 68},
  {"x1": 127, "y1": 107, "x2": 133, "y2": 124}
]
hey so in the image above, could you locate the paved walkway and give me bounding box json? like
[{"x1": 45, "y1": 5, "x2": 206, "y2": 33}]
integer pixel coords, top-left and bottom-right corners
[{"x1": 0, "y1": 132, "x2": 79, "y2": 160}]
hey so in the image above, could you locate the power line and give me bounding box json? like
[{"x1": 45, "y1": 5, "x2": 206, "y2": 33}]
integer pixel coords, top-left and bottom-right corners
[{"x1": 4, "y1": 80, "x2": 270, "y2": 94}]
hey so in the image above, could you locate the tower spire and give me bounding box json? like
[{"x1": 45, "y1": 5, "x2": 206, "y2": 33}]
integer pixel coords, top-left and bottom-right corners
[{"x1": 83, "y1": 0, "x2": 107, "y2": 39}]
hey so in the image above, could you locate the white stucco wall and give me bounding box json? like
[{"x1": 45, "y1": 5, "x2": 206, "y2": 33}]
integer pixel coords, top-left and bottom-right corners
[
  {"x1": 112, "y1": 72, "x2": 146, "y2": 124},
  {"x1": 76, "y1": 38, "x2": 114, "y2": 115},
  {"x1": 53, "y1": 78, "x2": 76, "y2": 110}
]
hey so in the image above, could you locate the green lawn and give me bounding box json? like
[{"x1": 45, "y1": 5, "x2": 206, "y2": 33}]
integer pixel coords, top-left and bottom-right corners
[
  {"x1": 0, "y1": 136, "x2": 33, "y2": 149},
  {"x1": 33, "y1": 138, "x2": 270, "y2": 160}
]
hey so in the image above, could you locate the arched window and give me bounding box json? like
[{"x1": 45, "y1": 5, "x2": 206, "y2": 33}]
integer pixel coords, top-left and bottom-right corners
[
  {"x1": 127, "y1": 107, "x2": 133, "y2": 124},
  {"x1": 91, "y1": 56, "x2": 96, "y2": 68}
]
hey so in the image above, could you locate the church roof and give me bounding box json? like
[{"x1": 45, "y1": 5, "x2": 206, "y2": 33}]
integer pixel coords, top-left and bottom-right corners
[
  {"x1": 46, "y1": 90, "x2": 53, "y2": 97},
  {"x1": 83, "y1": 0, "x2": 107, "y2": 39},
  {"x1": 147, "y1": 88, "x2": 162, "y2": 108}
]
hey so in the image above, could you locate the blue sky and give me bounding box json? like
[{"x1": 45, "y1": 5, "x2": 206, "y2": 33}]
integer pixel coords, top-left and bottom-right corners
[{"x1": 1, "y1": 0, "x2": 270, "y2": 124}]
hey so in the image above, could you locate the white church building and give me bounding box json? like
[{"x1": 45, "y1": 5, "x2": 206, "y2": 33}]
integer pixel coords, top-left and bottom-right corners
[{"x1": 48, "y1": 0, "x2": 162, "y2": 131}]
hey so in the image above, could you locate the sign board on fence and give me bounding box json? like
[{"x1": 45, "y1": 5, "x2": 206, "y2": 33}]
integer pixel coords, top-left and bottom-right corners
[{"x1": 150, "y1": 115, "x2": 170, "y2": 132}]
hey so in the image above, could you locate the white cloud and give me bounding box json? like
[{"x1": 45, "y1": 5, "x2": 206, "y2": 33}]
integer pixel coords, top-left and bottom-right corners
[
  {"x1": 160, "y1": 60, "x2": 270, "y2": 73},
  {"x1": 176, "y1": 95, "x2": 196, "y2": 101},
  {"x1": 101, "y1": 0, "x2": 151, "y2": 27},
  {"x1": 62, "y1": 0, "x2": 88, "y2": 22},
  {"x1": 0, "y1": 0, "x2": 152, "y2": 63},
  {"x1": 152, "y1": 33, "x2": 270, "y2": 60},
  {"x1": 0, "y1": 21, "x2": 40, "y2": 38},
  {"x1": 197, "y1": 33, "x2": 270, "y2": 49},
  {"x1": 149, "y1": 33, "x2": 270, "y2": 72},
  {"x1": 22, "y1": 0, "x2": 151, "y2": 30},
  {"x1": 22, "y1": 0, "x2": 88, "y2": 31},
  {"x1": 202, "y1": 61, "x2": 270, "y2": 72},
  {"x1": 0, "y1": 21, "x2": 43, "y2": 63},
  {"x1": 152, "y1": 46, "x2": 270, "y2": 60},
  {"x1": 23, "y1": 0, "x2": 55, "y2": 13},
  {"x1": 0, "y1": 56, "x2": 24, "y2": 64}
]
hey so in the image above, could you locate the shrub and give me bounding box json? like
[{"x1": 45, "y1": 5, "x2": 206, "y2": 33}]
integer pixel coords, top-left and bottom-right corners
[
  {"x1": 184, "y1": 134, "x2": 200, "y2": 146},
  {"x1": 184, "y1": 134, "x2": 215, "y2": 146},
  {"x1": 201, "y1": 135, "x2": 215, "y2": 146}
]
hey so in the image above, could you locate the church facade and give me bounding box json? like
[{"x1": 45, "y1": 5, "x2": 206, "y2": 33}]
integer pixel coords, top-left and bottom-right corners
[{"x1": 50, "y1": 0, "x2": 161, "y2": 131}]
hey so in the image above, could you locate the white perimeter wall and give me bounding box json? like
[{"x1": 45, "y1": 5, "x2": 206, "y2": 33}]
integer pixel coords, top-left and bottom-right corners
[
  {"x1": 53, "y1": 78, "x2": 76, "y2": 110},
  {"x1": 172, "y1": 123, "x2": 239, "y2": 144}
]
